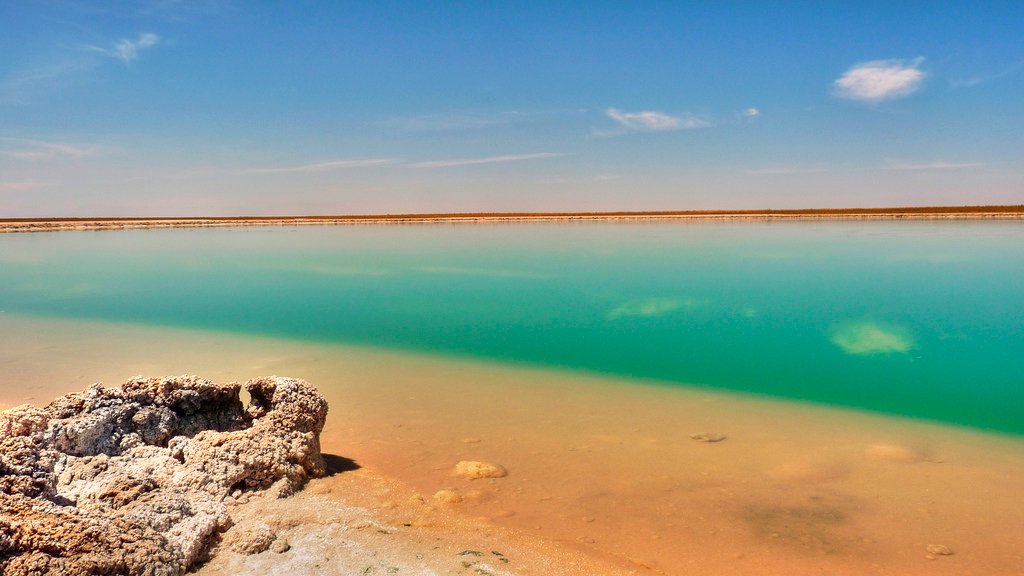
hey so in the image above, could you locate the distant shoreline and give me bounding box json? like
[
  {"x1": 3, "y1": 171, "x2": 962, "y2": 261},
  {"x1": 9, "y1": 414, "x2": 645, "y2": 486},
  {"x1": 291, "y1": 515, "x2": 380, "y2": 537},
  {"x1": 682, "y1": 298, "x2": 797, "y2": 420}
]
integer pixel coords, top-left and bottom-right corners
[{"x1": 2, "y1": 205, "x2": 1023, "y2": 233}]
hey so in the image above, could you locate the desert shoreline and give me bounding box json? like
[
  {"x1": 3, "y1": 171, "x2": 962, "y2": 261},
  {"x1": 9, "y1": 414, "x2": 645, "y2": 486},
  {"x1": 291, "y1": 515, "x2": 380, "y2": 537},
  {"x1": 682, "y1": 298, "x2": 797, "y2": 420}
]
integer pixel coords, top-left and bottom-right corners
[
  {"x1": 3, "y1": 313, "x2": 1024, "y2": 574},
  {"x1": 2, "y1": 206, "x2": 1024, "y2": 233}
]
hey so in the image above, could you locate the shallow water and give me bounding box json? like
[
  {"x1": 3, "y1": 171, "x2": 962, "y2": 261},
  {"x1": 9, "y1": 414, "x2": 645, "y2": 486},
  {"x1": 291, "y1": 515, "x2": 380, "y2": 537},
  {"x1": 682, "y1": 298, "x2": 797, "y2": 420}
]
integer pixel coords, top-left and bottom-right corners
[
  {"x1": 1, "y1": 314, "x2": 1023, "y2": 575},
  {"x1": 1, "y1": 221, "x2": 1022, "y2": 433},
  {"x1": 2, "y1": 221, "x2": 1023, "y2": 574}
]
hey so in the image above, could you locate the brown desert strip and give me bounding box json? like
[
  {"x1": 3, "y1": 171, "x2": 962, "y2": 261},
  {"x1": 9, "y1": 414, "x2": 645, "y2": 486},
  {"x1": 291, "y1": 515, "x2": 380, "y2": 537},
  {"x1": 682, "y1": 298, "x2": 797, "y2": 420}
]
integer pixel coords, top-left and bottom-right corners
[{"x1": 1, "y1": 205, "x2": 1023, "y2": 233}]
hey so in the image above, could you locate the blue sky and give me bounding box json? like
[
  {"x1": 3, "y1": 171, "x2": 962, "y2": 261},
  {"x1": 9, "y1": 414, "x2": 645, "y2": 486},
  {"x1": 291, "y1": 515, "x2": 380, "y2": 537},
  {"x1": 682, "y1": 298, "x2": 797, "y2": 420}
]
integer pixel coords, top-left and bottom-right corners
[{"x1": 1, "y1": 1, "x2": 1022, "y2": 216}]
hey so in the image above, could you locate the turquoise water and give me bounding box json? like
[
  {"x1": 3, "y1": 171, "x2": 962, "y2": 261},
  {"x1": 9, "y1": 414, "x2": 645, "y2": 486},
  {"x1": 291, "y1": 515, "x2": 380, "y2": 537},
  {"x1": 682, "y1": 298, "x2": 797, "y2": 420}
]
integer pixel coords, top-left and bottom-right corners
[{"x1": 1, "y1": 221, "x2": 1022, "y2": 434}]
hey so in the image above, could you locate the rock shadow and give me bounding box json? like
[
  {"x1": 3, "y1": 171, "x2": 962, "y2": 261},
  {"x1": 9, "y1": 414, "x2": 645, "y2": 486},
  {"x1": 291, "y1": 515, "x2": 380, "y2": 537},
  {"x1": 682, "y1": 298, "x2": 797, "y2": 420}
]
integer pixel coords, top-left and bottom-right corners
[{"x1": 322, "y1": 453, "x2": 361, "y2": 476}]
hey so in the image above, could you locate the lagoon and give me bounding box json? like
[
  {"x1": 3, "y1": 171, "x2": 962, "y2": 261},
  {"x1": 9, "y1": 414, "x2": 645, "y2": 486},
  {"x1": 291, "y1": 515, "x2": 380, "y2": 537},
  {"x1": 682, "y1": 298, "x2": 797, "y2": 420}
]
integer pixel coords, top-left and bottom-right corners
[
  {"x1": 2, "y1": 220, "x2": 1023, "y2": 575},
  {"x1": 2, "y1": 221, "x2": 1022, "y2": 433}
]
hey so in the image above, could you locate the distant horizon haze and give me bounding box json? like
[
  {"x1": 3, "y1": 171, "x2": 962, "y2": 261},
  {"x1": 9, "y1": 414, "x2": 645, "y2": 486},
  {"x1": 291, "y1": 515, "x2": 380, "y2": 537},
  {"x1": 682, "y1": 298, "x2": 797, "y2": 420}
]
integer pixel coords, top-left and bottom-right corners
[{"x1": 3, "y1": 204, "x2": 1024, "y2": 223}]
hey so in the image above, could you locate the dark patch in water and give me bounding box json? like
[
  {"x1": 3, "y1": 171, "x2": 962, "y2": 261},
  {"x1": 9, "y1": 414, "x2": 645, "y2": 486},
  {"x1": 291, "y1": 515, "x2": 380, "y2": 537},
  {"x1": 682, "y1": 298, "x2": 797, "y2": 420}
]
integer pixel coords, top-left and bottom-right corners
[{"x1": 743, "y1": 501, "x2": 850, "y2": 555}]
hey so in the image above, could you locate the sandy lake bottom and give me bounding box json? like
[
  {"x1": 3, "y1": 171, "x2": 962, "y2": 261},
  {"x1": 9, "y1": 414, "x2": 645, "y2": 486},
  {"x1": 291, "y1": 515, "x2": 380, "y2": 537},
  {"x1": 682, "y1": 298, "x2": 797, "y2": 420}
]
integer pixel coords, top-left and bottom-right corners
[{"x1": 2, "y1": 313, "x2": 1023, "y2": 575}]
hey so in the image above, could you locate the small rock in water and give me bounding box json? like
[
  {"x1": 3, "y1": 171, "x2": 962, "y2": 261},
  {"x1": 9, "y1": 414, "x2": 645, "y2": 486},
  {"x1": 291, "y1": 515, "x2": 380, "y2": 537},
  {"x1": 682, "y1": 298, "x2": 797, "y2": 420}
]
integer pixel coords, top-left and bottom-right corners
[
  {"x1": 925, "y1": 544, "x2": 954, "y2": 557},
  {"x1": 453, "y1": 460, "x2": 508, "y2": 479},
  {"x1": 690, "y1": 432, "x2": 727, "y2": 443},
  {"x1": 433, "y1": 489, "x2": 463, "y2": 504}
]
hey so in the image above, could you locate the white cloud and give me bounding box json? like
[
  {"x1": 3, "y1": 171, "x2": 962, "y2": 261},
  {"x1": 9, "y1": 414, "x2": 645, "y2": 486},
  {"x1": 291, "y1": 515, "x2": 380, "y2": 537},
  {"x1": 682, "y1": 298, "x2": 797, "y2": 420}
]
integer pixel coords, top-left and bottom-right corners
[
  {"x1": 884, "y1": 159, "x2": 983, "y2": 170},
  {"x1": 605, "y1": 108, "x2": 709, "y2": 132},
  {"x1": 90, "y1": 33, "x2": 160, "y2": 64},
  {"x1": 834, "y1": 58, "x2": 925, "y2": 102},
  {"x1": 739, "y1": 107, "x2": 760, "y2": 119},
  {"x1": 243, "y1": 158, "x2": 395, "y2": 174},
  {"x1": 1, "y1": 138, "x2": 99, "y2": 160},
  {"x1": 409, "y1": 152, "x2": 565, "y2": 169}
]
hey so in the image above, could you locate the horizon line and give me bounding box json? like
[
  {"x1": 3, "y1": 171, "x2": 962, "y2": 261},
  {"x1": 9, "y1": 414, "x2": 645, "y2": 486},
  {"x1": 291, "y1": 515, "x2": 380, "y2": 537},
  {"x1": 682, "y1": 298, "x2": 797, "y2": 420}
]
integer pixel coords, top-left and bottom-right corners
[{"x1": 3, "y1": 204, "x2": 1024, "y2": 223}]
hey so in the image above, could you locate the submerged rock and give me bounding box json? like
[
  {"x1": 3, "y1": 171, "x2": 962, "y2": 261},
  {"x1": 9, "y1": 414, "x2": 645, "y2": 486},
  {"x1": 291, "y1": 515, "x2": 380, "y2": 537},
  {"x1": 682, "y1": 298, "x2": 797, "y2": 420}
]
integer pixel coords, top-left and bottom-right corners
[
  {"x1": 925, "y1": 543, "x2": 954, "y2": 557},
  {"x1": 453, "y1": 461, "x2": 507, "y2": 479},
  {"x1": 433, "y1": 489, "x2": 463, "y2": 504},
  {"x1": 689, "y1": 432, "x2": 727, "y2": 443},
  {"x1": 0, "y1": 375, "x2": 328, "y2": 576}
]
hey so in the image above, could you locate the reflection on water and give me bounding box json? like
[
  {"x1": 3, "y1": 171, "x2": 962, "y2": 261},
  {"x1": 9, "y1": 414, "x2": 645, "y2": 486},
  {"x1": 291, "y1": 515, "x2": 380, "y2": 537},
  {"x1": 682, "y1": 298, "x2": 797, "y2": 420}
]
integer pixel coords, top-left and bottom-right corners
[
  {"x1": 830, "y1": 321, "x2": 915, "y2": 355},
  {"x1": 0, "y1": 221, "x2": 1021, "y2": 434},
  {"x1": 606, "y1": 296, "x2": 708, "y2": 319}
]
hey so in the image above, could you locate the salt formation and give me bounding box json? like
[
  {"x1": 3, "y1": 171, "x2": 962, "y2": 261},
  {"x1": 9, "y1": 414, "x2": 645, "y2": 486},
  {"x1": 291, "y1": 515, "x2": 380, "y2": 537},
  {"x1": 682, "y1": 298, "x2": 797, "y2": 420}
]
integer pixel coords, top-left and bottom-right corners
[{"x1": 0, "y1": 376, "x2": 327, "y2": 576}]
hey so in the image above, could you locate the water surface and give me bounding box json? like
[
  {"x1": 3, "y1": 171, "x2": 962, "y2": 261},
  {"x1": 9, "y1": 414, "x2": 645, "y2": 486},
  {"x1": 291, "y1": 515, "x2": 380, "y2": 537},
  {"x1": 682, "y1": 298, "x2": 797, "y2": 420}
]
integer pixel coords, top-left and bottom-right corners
[
  {"x1": 1, "y1": 221, "x2": 1022, "y2": 433},
  {"x1": 3, "y1": 221, "x2": 1024, "y2": 575}
]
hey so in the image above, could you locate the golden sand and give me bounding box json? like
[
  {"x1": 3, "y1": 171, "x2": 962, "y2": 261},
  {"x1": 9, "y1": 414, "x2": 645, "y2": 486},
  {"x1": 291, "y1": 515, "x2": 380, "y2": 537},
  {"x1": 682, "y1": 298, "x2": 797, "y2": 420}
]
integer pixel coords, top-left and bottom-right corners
[{"x1": 2, "y1": 313, "x2": 1023, "y2": 575}]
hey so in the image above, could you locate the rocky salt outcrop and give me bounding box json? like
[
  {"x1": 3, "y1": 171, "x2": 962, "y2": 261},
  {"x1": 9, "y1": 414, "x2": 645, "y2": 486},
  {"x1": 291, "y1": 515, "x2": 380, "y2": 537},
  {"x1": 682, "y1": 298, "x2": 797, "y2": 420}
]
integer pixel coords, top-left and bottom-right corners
[{"x1": 0, "y1": 375, "x2": 328, "y2": 576}]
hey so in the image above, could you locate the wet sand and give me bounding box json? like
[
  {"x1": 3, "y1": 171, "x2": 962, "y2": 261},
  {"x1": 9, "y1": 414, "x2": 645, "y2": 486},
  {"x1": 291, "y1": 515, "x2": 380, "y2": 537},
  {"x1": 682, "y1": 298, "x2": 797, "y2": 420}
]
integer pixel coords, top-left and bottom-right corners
[
  {"x1": 2, "y1": 313, "x2": 1023, "y2": 575},
  {"x1": 195, "y1": 464, "x2": 631, "y2": 576}
]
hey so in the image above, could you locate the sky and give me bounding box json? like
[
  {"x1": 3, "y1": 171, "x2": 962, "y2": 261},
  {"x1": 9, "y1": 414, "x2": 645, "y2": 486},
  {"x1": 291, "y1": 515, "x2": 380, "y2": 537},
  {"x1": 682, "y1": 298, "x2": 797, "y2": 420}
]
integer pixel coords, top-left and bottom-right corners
[{"x1": 1, "y1": 1, "x2": 1023, "y2": 216}]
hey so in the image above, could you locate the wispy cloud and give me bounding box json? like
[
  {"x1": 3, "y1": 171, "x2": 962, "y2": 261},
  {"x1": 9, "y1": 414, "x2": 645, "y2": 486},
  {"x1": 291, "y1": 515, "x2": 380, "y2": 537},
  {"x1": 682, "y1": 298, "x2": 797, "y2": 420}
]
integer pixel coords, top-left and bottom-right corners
[
  {"x1": 746, "y1": 166, "x2": 826, "y2": 176},
  {"x1": 243, "y1": 158, "x2": 395, "y2": 174},
  {"x1": 0, "y1": 180, "x2": 52, "y2": 192},
  {"x1": 884, "y1": 159, "x2": 983, "y2": 170},
  {"x1": 950, "y1": 59, "x2": 1024, "y2": 88},
  {"x1": 834, "y1": 58, "x2": 926, "y2": 102},
  {"x1": 605, "y1": 108, "x2": 710, "y2": 132},
  {"x1": 541, "y1": 173, "x2": 622, "y2": 185},
  {"x1": 386, "y1": 112, "x2": 512, "y2": 132},
  {"x1": 0, "y1": 58, "x2": 97, "y2": 105},
  {"x1": 88, "y1": 33, "x2": 160, "y2": 64},
  {"x1": 384, "y1": 109, "x2": 577, "y2": 132},
  {"x1": 737, "y1": 107, "x2": 761, "y2": 119},
  {"x1": 1, "y1": 138, "x2": 99, "y2": 160},
  {"x1": 2, "y1": 32, "x2": 160, "y2": 103},
  {"x1": 409, "y1": 152, "x2": 565, "y2": 169}
]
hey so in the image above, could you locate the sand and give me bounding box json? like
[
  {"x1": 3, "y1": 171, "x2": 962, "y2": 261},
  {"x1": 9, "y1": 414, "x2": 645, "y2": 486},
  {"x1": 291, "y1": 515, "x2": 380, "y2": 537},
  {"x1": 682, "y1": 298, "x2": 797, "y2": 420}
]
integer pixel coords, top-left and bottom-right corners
[
  {"x1": 197, "y1": 465, "x2": 631, "y2": 575},
  {"x1": 2, "y1": 313, "x2": 1024, "y2": 575}
]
